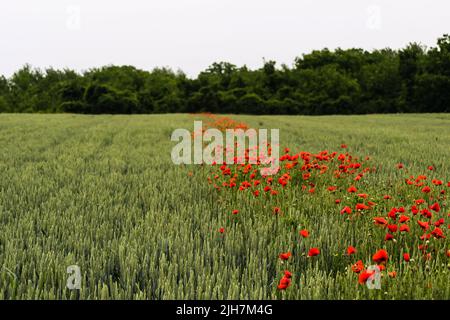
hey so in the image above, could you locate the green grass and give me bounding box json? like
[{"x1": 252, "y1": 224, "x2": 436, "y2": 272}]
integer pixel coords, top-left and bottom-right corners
[{"x1": 0, "y1": 113, "x2": 449, "y2": 300}]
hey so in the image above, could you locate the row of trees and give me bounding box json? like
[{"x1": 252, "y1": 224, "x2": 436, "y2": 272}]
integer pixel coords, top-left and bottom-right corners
[{"x1": 1, "y1": 35, "x2": 450, "y2": 115}]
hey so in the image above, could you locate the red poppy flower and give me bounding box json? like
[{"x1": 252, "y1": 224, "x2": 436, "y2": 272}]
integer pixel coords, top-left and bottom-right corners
[
  {"x1": 284, "y1": 162, "x2": 294, "y2": 170},
  {"x1": 415, "y1": 199, "x2": 425, "y2": 205},
  {"x1": 356, "y1": 203, "x2": 370, "y2": 211},
  {"x1": 352, "y1": 260, "x2": 364, "y2": 273},
  {"x1": 374, "y1": 217, "x2": 388, "y2": 226},
  {"x1": 308, "y1": 248, "x2": 320, "y2": 257},
  {"x1": 421, "y1": 209, "x2": 433, "y2": 218},
  {"x1": 273, "y1": 207, "x2": 281, "y2": 214},
  {"x1": 347, "y1": 185, "x2": 357, "y2": 193},
  {"x1": 341, "y1": 206, "x2": 352, "y2": 215},
  {"x1": 397, "y1": 163, "x2": 404, "y2": 169},
  {"x1": 431, "y1": 227, "x2": 445, "y2": 239},
  {"x1": 299, "y1": 229, "x2": 310, "y2": 238},
  {"x1": 385, "y1": 233, "x2": 394, "y2": 241},
  {"x1": 434, "y1": 218, "x2": 445, "y2": 227},
  {"x1": 400, "y1": 224, "x2": 410, "y2": 233},
  {"x1": 347, "y1": 246, "x2": 357, "y2": 255},
  {"x1": 219, "y1": 227, "x2": 225, "y2": 234},
  {"x1": 430, "y1": 202, "x2": 441, "y2": 212},
  {"x1": 446, "y1": 250, "x2": 450, "y2": 258},
  {"x1": 358, "y1": 270, "x2": 375, "y2": 284},
  {"x1": 418, "y1": 220, "x2": 429, "y2": 231},
  {"x1": 388, "y1": 208, "x2": 398, "y2": 220},
  {"x1": 368, "y1": 201, "x2": 377, "y2": 207},
  {"x1": 277, "y1": 276, "x2": 291, "y2": 290},
  {"x1": 387, "y1": 224, "x2": 398, "y2": 233},
  {"x1": 341, "y1": 144, "x2": 348, "y2": 149},
  {"x1": 428, "y1": 166, "x2": 434, "y2": 171},
  {"x1": 373, "y1": 249, "x2": 388, "y2": 264},
  {"x1": 232, "y1": 209, "x2": 239, "y2": 215},
  {"x1": 416, "y1": 175, "x2": 426, "y2": 182},
  {"x1": 383, "y1": 195, "x2": 392, "y2": 200},
  {"x1": 279, "y1": 252, "x2": 292, "y2": 261},
  {"x1": 422, "y1": 186, "x2": 431, "y2": 193},
  {"x1": 328, "y1": 186, "x2": 338, "y2": 192},
  {"x1": 399, "y1": 215, "x2": 410, "y2": 223},
  {"x1": 420, "y1": 233, "x2": 431, "y2": 240},
  {"x1": 403, "y1": 253, "x2": 410, "y2": 262}
]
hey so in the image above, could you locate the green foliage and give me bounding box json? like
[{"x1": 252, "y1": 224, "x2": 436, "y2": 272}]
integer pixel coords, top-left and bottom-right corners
[
  {"x1": 238, "y1": 93, "x2": 266, "y2": 114},
  {"x1": 1, "y1": 35, "x2": 450, "y2": 115}
]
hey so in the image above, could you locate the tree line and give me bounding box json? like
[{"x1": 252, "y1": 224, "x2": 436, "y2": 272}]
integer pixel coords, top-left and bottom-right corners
[{"x1": 1, "y1": 34, "x2": 449, "y2": 115}]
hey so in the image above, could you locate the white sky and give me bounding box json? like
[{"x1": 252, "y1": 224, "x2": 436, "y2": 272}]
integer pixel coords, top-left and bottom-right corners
[{"x1": 1, "y1": 0, "x2": 449, "y2": 78}]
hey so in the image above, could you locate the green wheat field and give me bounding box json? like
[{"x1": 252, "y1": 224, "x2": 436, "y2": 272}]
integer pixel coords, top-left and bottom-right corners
[{"x1": 0, "y1": 113, "x2": 449, "y2": 300}]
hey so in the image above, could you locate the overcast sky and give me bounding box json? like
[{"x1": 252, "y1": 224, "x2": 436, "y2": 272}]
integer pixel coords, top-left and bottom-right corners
[{"x1": 1, "y1": 0, "x2": 449, "y2": 78}]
